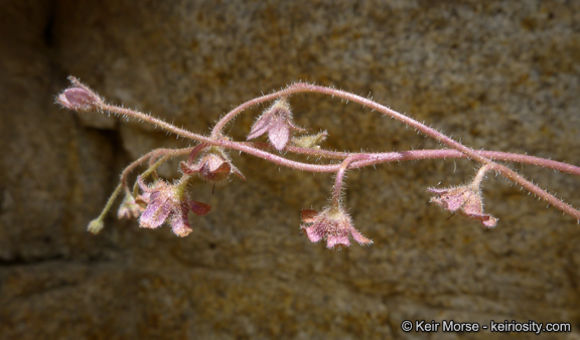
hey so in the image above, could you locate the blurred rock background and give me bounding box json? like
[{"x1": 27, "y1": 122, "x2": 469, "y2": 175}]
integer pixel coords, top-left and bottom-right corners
[{"x1": 1, "y1": 0, "x2": 579, "y2": 338}]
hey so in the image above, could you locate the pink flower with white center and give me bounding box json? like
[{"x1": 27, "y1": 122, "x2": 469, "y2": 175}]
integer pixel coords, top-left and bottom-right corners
[
  {"x1": 247, "y1": 98, "x2": 305, "y2": 151},
  {"x1": 137, "y1": 178, "x2": 211, "y2": 237},
  {"x1": 300, "y1": 207, "x2": 373, "y2": 249}
]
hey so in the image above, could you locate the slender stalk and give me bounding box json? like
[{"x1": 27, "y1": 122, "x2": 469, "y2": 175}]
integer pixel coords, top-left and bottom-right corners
[
  {"x1": 249, "y1": 142, "x2": 580, "y2": 176},
  {"x1": 120, "y1": 147, "x2": 194, "y2": 190},
  {"x1": 472, "y1": 164, "x2": 492, "y2": 188},
  {"x1": 332, "y1": 155, "x2": 368, "y2": 207},
  {"x1": 87, "y1": 183, "x2": 123, "y2": 234},
  {"x1": 96, "y1": 183, "x2": 123, "y2": 221}
]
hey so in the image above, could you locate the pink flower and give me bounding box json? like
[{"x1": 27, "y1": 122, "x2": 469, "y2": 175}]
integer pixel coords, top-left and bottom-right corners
[
  {"x1": 180, "y1": 145, "x2": 245, "y2": 182},
  {"x1": 247, "y1": 98, "x2": 305, "y2": 151},
  {"x1": 427, "y1": 185, "x2": 498, "y2": 228},
  {"x1": 137, "y1": 178, "x2": 211, "y2": 237},
  {"x1": 300, "y1": 207, "x2": 373, "y2": 249}
]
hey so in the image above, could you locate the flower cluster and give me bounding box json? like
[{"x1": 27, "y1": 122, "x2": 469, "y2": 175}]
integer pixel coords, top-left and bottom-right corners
[
  {"x1": 133, "y1": 177, "x2": 211, "y2": 237},
  {"x1": 55, "y1": 77, "x2": 580, "y2": 249}
]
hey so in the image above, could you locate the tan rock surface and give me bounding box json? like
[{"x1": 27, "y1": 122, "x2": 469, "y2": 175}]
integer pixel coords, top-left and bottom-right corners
[{"x1": 1, "y1": 1, "x2": 579, "y2": 338}]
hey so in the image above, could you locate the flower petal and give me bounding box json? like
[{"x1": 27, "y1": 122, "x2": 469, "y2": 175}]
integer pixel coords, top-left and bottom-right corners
[
  {"x1": 180, "y1": 161, "x2": 201, "y2": 175},
  {"x1": 230, "y1": 163, "x2": 246, "y2": 181},
  {"x1": 300, "y1": 209, "x2": 318, "y2": 224},
  {"x1": 187, "y1": 143, "x2": 208, "y2": 163},
  {"x1": 327, "y1": 235, "x2": 350, "y2": 249},
  {"x1": 304, "y1": 225, "x2": 323, "y2": 243},
  {"x1": 190, "y1": 200, "x2": 211, "y2": 216},
  {"x1": 247, "y1": 113, "x2": 272, "y2": 140},
  {"x1": 139, "y1": 196, "x2": 171, "y2": 229},
  {"x1": 466, "y1": 213, "x2": 498, "y2": 228},
  {"x1": 350, "y1": 228, "x2": 373, "y2": 245},
  {"x1": 268, "y1": 116, "x2": 290, "y2": 151},
  {"x1": 169, "y1": 213, "x2": 193, "y2": 237},
  {"x1": 204, "y1": 154, "x2": 226, "y2": 173}
]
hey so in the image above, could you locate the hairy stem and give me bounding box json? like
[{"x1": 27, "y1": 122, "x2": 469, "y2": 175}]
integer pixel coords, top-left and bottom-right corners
[
  {"x1": 93, "y1": 88, "x2": 579, "y2": 220},
  {"x1": 472, "y1": 164, "x2": 492, "y2": 188},
  {"x1": 120, "y1": 147, "x2": 194, "y2": 190},
  {"x1": 211, "y1": 83, "x2": 579, "y2": 219},
  {"x1": 87, "y1": 183, "x2": 123, "y2": 234},
  {"x1": 249, "y1": 143, "x2": 580, "y2": 176},
  {"x1": 331, "y1": 155, "x2": 368, "y2": 208}
]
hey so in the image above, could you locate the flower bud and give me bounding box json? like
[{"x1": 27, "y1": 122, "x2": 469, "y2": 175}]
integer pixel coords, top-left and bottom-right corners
[
  {"x1": 291, "y1": 130, "x2": 328, "y2": 149},
  {"x1": 87, "y1": 218, "x2": 104, "y2": 234},
  {"x1": 57, "y1": 77, "x2": 103, "y2": 112},
  {"x1": 57, "y1": 87, "x2": 101, "y2": 111},
  {"x1": 117, "y1": 194, "x2": 143, "y2": 219}
]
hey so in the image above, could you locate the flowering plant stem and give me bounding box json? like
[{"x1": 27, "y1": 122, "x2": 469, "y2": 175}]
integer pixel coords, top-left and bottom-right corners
[{"x1": 58, "y1": 78, "x2": 579, "y2": 240}]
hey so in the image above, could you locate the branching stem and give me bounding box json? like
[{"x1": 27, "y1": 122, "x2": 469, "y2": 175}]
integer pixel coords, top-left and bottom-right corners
[{"x1": 72, "y1": 82, "x2": 579, "y2": 221}]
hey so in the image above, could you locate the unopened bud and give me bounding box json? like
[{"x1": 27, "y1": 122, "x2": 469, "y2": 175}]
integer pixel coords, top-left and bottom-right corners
[
  {"x1": 57, "y1": 77, "x2": 102, "y2": 111},
  {"x1": 87, "y1": 218, "x2": 104, "y2": 234},
  {"x1": 291, "y1": 130, "x2": 328, "y2": 149}
]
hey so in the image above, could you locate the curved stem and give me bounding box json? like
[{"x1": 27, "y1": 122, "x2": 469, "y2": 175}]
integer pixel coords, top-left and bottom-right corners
[
  {"x1": 213, "y1": 83, "x2": 487, "y2": 163},
  {"x1": 332, "y1": 155, "x2": 368, "y2": 208},
  {"x1": 472, "y1": 164, "x2": 493, "y2": 188},
  {"x1": 120, "y1": 147, "x2": 194, "y2": 190},
  {"x1": 97, "y1": 90, "x2": 579, "y2": 220},
  {"x1": 211, "y1": 83, "x2": 579, "y2": 219},
  {"x1": 248, "y1": 142, "x2": 580, "y2": 176}
]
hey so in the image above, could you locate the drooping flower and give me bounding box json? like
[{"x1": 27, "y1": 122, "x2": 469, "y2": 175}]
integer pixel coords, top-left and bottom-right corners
[
  {"x1": 137, "y1": 177, "x2": 211, "y2": 237},
  {"x1": 300, "y1": 207, "x2": 373, "y2": 249},
  {"x1": 427, "y1": 185, "x2": 498, "y2": 228},
  {"x1": 180, "y1": 146, "x2": 245, "y2": 182},
  {"x1": 247, "y1": 98, "x2": 306, "y2": 151},
  {"x1": 117, "y1": 193, "x2": 143, "y2": 219}
]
